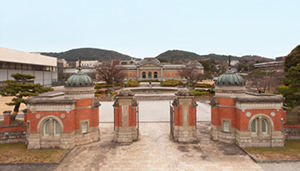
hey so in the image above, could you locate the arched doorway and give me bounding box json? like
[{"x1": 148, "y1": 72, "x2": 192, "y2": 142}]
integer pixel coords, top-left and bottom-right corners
[
  {"x1": 154, "y1": 72, "x2": 158, "y2": 78},
  {"x1": 142, "y1": 72, "x2": 146, "y2": 78},
  {"x1": 148, "y1": 72, "x2": 152, "y2": 78}
]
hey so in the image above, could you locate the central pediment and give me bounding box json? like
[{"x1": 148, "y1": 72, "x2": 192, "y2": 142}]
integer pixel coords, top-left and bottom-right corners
[{"x1": 139, "y1": 58, "x2": 161, "y2": 67}]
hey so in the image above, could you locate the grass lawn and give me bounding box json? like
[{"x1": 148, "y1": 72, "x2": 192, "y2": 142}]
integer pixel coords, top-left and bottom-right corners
[
  {"x1": 0, "y1": 143, "x2": 69, "y2": 163},
  {"x1": 244, "y1": 140, "x2": 300, "y2": 161}
]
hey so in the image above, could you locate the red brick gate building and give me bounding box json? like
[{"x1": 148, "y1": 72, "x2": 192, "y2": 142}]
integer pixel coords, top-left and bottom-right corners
[{"x1": 211, "y1": 69, "x2": 285, "y2": 147}]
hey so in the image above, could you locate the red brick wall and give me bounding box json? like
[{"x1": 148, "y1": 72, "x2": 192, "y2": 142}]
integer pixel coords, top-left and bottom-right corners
[
  {"x1": 28, "y1": 99, "x2": 99, "y2": 133},
  {"x1": 189, "y1": 105, "x2": 196, "y2": 126},
  {"x1": 215, "y1": 107, "x2": 237, "y2": 128},
  {"x1": 114, "y1": 108, "x2": 120, "y2": 127},
  {"x1": 218, "y1": 97, "x2": 235, "y2": 106},
  {"x1": 4, "y1": 115, "x2": 10, "y2": 126},
  {"x1": 0, "y1": 125, "x2": 27, "y2": 132},
  {"x1": 76, "y1": 99, "x2": 92, "y2": 107},
  {"x1": 236, "y1": 108, "x2": 284, "y2": 131},
  {"x1": 75, "y1": 108, "x2": 99, "y2": 129},
  {"x1": 129, "y1": 106, "x2": 137, "y2": 127},
  {"x1": 284, "y1": 123, "x2": 300, "y2": 129},
  {"x1": 28, "y1": 110, "x2": 76, "y2": 133},
  {"x1": 211, "y1": 107, "x2": 219, "y2": 125}
]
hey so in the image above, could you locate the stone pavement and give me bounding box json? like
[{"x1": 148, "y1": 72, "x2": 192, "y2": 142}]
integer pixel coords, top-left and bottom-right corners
[
  {"x1": 55, "y1": 122, "x2": 263, "y2": 171},
  {"x1": 259, "y1": 162, "x2": 300, "y2": 171},
  {"x1": 100, "y1": 100, "x2": 211, "y2": 123}
]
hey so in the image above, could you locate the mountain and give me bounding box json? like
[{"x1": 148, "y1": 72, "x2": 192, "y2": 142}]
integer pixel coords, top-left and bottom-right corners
[
  {"x1": 41, "y1": 48, "x2": 133, "y2": 61},
  {"x1": 156, "y1": 50, "x2": 200, "y2": 63},
  {"x1": 155, "y1": 50, "x2": 273, "y2": 63}
]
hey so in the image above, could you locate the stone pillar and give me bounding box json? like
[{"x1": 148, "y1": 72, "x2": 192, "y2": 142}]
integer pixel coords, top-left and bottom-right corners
[
  {"x1": 171, "y1": 89, "x2": 197, "y2": 143},
  {"x1": 3, "y1": 110, "x2": 11, "y2": 126},
  {"x1": 113, "y1": 89, "x2": 138, "y2": 143}
]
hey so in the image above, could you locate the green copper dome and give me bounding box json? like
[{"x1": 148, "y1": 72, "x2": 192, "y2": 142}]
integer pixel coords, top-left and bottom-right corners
[
  {"x1": 215, "y1": 69, "x2": 245, "y2": 86},
  {"x1": 65, "y1": 70, "x2": 94, "y2": 87}
]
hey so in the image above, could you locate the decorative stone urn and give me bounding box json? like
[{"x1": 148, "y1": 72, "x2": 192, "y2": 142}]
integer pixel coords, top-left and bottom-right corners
[
  {"x1": 113, "y1": 89, "x2": 139, "y2": 143},
  {"x1": 171, "y1": 88, "x2": 198, "y2": 143}
]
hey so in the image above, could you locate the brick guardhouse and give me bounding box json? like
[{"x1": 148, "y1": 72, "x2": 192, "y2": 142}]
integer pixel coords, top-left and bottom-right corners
[
  {"x1": 26, "y1": 68, "x2": 100, "y2": 149},
  {"x1": 210, "y1": 68, "x2": 286, "y2": 147}
]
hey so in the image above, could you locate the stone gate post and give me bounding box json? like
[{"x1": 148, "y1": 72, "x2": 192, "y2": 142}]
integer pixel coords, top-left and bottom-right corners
[
  {"x1": 113, "y1": 89, "x2": 138, "y2": 143},
  {"x1": 171, "y1": 89, "x2": 197, "y2": 142}
]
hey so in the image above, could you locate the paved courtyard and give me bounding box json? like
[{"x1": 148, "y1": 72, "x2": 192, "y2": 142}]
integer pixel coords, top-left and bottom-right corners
[
  {"x1": 100, "y1": 100, "x2": 211, "y2": 122},
  {"x1": 55, "y1": 122, "x2": 263, "y2": 171}
]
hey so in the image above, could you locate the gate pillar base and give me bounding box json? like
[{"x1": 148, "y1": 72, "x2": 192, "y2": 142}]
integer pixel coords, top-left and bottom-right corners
[
  {"x1": 113, "y1": 89, "x2": 139, "y2": 143},
  {"x1": 171, "y1": 89, "x2": 198, "y2": 143}
]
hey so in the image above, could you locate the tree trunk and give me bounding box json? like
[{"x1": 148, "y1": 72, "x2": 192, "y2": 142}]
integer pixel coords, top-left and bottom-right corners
[{"x1": 10, "y1": 102, "x2": 21, "y2": 121}]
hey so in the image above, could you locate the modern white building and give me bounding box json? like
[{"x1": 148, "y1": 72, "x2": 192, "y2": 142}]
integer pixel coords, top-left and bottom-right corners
[
  {"x1": 0, "y1": 47, "x2": 57, "y2": 87},
  {"x1": 75, "y1": 60, "x2": 100, "y2": 68}
]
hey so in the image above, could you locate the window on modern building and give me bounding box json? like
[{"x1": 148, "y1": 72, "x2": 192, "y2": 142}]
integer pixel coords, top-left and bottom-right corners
[
  {"x1": 154, "y1": 72, "x2": 158, "y2": 78},
  {"x1": 16, "y1": 63, "x2": 21, "y2": 70},
  {"x1": 9, "y1": 63, "x2": 16, "y2": 69},
  {"x1": 1, "y1": 62, "x2": 8, "y2": 69},
  {"x1": 22, "y1": 64, "x2": 28, "y2": 70},
  {"x1": 148, "y1": 72, "x2": 152, "y2": 78},
  {"x1": 54, "y1": 120, "x2": 61, "y2": 136},
  {"x1": 44, "y1": 120, "x2": 50, "y2": 136},
  {"x1": 142, "y1": 72, "x2": 146, "y2": 78},
  {"x1": 82, "y1": 122, "x2": 88, "y2": 134},
  {"x1": 27, "y1": 64, "x2": 32, "y2": 70},
  {"x1": 223, "y1": 120, "x2": 230, "y2": 132},
  {"x1": 251, "y1": 118, "x2": 257, "y2": 134}
]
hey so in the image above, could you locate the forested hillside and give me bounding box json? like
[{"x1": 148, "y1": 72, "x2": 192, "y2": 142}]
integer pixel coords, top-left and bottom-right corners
[
  {"x1": 40, "y1": 47, "x2": 274, "y2": 63},
  {"x1": 156, "y1": 50, "x2": 274, "y2": 63},
  {"x1": 41, "y1": 48, "x2": 132, "y2": 61}
]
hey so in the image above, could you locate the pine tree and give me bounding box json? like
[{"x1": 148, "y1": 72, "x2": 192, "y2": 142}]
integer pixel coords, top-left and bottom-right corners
[
  {"x1": 279, "y1": 63, "x2": 300, "y2": 109},
  {"x1": 0, "y1": 73, "x2": 53, "y2": 120}
]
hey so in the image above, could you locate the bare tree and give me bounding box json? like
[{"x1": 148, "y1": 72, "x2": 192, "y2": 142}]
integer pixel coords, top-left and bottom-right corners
[
  {"x1": 246, "y1": 69, "x2": 278, "y2": 93},
  {"x1": 177, "y1": 61, "x2": 203, "y2": 89},
  {"x1": 95, "y1": 60, "x2": 126, "y2": 89}
]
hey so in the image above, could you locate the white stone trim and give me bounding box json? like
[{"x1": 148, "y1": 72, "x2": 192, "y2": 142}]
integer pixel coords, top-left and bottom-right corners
[
  {"x1": 215, "y1": 92, "x2": 245, "y2": 98},
  {"x1": 37, "y1": 115, "x2": 64, "y2": 134},
  {"x1": 248, "y1": 114, "x2": 274, "y2": 130},
  {"x1": 236, "y1": 102, "x2": 282, "y2": 112},
  {"x1": 65, "y1": 93, "x2": 94, "y2": 99},
  {"x1": 29, "y1": 104, "x2": 75, "y2": 113}
]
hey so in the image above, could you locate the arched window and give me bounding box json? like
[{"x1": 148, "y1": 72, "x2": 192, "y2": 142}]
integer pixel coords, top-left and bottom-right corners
[
  {"x1": 251, "y1": 118, "x2": 258, "y2": 134},
  {"x1": 251, "y1": 117, "x2": 268, "y2": 134},
  {"x1": 148, "y1": 72, "x2": 152, "y2": 78},
  {"x1": 142, "y1": 72, "x2": 146, "y2": 78},
  {"x1": 44, "y1": 120, "x2": 50, "y2": 136},
  {"x1": 43, "y1": 119, "x2": 61, "y2": 136},
  {"x1": 154, "y1": 72, "x2": 158, "y2": 78},
  {"x1": 54, "y1": 120, "x2": 60, "y2": 136},
  {"x1": 262, "y1": 118, "x2": 268, "y2": 134}
]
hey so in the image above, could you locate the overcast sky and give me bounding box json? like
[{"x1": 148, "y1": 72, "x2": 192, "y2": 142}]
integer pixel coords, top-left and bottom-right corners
[{"x1": 0, "y1": 0, "x2": 299, "y2": 59}]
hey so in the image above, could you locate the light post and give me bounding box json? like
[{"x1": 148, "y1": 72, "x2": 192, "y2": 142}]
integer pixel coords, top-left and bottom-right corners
[
  {"x1": 123, "y1": 77, "x2": 128, "y2": 88},
  {"x1": 182, "y1": 77, "x2": 187, "y2": 88},
  {"x1": 112, "y1": 77, "x2": 114, "y2": 92}
]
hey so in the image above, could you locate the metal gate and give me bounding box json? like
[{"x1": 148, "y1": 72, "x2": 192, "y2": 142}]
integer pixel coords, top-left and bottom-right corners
[{"x1": 170, "y1": 102, "x2": 174, "y2": 139}]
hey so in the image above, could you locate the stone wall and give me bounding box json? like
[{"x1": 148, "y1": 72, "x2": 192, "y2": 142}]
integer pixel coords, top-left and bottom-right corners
[
  {"x1": 0, "y1": 126, "x2": 27, "y2": 144},
  {"x1": 284, "y1": 123, "x2": 300, "y2": 140}
]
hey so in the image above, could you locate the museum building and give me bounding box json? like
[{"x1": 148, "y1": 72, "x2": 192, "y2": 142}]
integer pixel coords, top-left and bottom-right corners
[
  {"x1": 210, "y1": 68, "x2": 286, "y2": 147},
  {"x1": 121, "y1": 58, "x2": 204, "y2": 81},
  {"x1": 0, "y1": 47, "x2": 58, "y2": 87}
]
